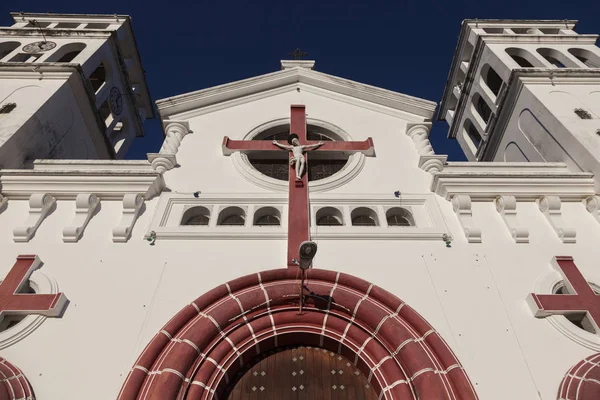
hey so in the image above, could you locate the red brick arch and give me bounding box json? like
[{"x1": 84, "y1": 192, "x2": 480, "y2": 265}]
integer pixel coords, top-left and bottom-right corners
[
  {"x1": 0, "y1": 357, "x2": 35, "y2": 400},
  {"x1": 118, "y1": 268, "x2": 478, "y2": 400},
  {"x1": 557, "y1": 353, "x2": 600, "y2": 400}
]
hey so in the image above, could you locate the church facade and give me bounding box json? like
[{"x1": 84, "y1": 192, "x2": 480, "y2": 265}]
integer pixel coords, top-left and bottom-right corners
[{"x1": 0, "y1": 13, "x2": 600, "y2": 400}]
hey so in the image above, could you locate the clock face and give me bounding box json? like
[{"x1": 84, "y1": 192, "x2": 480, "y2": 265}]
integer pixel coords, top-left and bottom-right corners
[
  {"x1": 22, "y1": 41, "x2": 57, "y2": 53},
  {"x1": 109, "y1": 87, "x2": 123, "y2": 116}
]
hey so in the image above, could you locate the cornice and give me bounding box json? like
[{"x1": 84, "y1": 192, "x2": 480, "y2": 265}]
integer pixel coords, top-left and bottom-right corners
[
  {"x1": 0, "y1": 28, "x2": 112, "y2": 39},
  {"x1": 156, "y1": 67, "x2": 436, "y2": 120},
  {"x1": 0, "y1": 160, "x2": 164, "y2": 200},
  {"x1": 480, "y1": 34, "x2": 598, "y2": 45},
  {"x1": 431, "y1": 162, "x2": 596, "y2": 201}
]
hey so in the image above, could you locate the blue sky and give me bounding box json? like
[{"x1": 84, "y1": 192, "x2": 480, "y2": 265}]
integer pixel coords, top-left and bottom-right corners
[{"x1": 1, "y1": 0, "x2": 599, "y2": 160}]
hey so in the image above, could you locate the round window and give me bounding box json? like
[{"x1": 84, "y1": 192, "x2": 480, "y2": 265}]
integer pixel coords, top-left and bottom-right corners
[{"x1": 246, "y1": 124, "x2": 350, "y2": 182}]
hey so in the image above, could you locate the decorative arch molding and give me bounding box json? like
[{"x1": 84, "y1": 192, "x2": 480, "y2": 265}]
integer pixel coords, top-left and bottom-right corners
[
  {"x1": 0, "y1": 357, "x2": 35, "y2": 400},
  {"x1": 118, "y1": 268, "x2": 478, "y2": 400},
  {"x1": 232, "y1": 117, "x2": 366, "y2": 192},
  {"x1": 557, "y1": 353, "x2": 600, "y2": 400}
]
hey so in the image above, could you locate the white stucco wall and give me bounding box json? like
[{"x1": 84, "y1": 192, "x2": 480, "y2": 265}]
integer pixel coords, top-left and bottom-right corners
[{"x1": 0, "y1": 86, "x2": 599, "y2": 399}]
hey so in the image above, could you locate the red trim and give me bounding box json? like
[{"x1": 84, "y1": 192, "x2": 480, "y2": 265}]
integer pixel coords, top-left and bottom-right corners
[
  {"x1": 557, "y1": 352, "x2": 600, "y2": 400},
  {"x1": 0, "y1": 255, "x2": 66, "y2": 317},
  {"x1": 118, "y1": 268, "x2": 478, "y2": 400},
  {"x1": 529, "y1": 257, "x2": 600, "y2": 326},
  {"x1": 0, "y1": 357, "x2": 35, "y2": 400}
]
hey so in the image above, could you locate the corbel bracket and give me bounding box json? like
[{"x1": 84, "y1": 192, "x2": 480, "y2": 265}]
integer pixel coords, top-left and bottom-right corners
[
  {"x1": 538, "y1": 196, "x2": 576, "y2": 243},
  {"x1": 113, "y1": 194, "x2": 144, "y2": 243},
  {"x1": 451, "y1": 194, "x2": 482, "y2": 243},
  {"x1": 13, "y1": 193, "x2": 56, "y2": 242},
  {"x1": 62, "y1": 194, "x2": 100, "y2": 243},
  {"x1": 495, "y1": 195, "x2": 529, "y2": 243}
]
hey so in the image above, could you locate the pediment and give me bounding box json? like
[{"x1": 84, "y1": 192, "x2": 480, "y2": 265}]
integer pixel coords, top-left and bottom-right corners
[{"x1": 156, "y1": 66, "x2": 437, "y2": 121}]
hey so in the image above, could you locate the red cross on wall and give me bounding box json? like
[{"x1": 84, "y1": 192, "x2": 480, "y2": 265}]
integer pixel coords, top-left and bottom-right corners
[
  {"x1": 0, "y1": 255, "x2": 67, "y2": 323},
  {"x1": 527, "y1": 256, "x2": 600, "y2": 332},
  {"x1": 223, "y1": 105, "x2": 375, "y2": 267}
]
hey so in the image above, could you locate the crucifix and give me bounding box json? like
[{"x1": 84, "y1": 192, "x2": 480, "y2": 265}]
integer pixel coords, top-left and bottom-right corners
[
  {"x1": 527, "y1": 256, "x2": 600, "y2": 333},
  {"x1": 223, "y1": 105, "x2": 375, "y2": 267},
  {"x1": 0, "y1": 255, "x2": 68, "y2": 325}
]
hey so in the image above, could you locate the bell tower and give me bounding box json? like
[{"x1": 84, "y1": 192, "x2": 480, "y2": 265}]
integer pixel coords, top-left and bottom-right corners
[
  {"x1": 438, "y1": 19, "x2": 600, "y2": 187},
  {"x1": 0, "y1": 12, "x2": 154, "y2": 167}
]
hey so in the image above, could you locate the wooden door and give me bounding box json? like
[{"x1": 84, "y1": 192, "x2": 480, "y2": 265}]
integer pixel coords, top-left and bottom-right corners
[{"x1": 227, "y1": 346, "x2": 377, "y2": 400}]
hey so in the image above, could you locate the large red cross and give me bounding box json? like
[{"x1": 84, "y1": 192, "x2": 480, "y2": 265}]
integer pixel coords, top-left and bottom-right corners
[
  {"x1": 527, "y1": 256, "x2": 600, "y2": 332},
  {"x1": 223, "y1": 105, "x2": 374, "y2": 267},
  {"x1": 0, "y1": 255, "x2": 67, "y2": 323}
]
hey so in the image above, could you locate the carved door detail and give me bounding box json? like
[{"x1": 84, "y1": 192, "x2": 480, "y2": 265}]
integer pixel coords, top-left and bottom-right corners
[{"x1": 227, "y1": 346, "x2": 377, "y2": 399}]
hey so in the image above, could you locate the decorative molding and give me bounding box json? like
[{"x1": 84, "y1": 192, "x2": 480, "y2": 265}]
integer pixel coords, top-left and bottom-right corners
[
  {"x1": 155, "y1": 67, "x2": 437, "y2": 121},
  {"x1": 406, "y1": 123, "x2": 448, "y2": 174},
  {"x1": 147, "y1": 120, "x2": 191, "y2": 173},
  {"x1": 13, "y1": 194, "x2": 55, "y2": 243},
  {"x1": 146, "y1": 192, "x2": 451, "y2": 241},
  {"x1": 0, "y1": 256, "x2": 65, "y2": 350},
  {"x1": 451, "y1": 195, "x2": 482, "y2": 243},
  {"x1": 62, "y1": 193, "x2": 100, "y2": 243},
  {"x1": 495, "y1": 195, "x2": 529, "y2": 243},
  {"x1": 585, "y1": 196, "x2": 600, "y2": 224},
  {"x1": 0, "y1": 160, "x2": 165, "y2": 200},
  {"x1": 537, "y1": 196, "x2": 576, "y2": 243},
  {"x1": 529, "y1": 260, "x2": 600, "y2": 351},
  {"x1": 280, "y1": 60, "x2": 315, "y2": 70},
  {"x1": 113, "y1": 194, "x2": 144, "y2": 243},
  {"x1": 432, "y1": 162, "x2": 595, "y2": 201}
]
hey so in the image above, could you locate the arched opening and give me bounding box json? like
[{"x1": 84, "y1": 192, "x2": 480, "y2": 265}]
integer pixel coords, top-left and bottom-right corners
[
  {"x1": 464, "y1": 118, "x2": 482, "y2": 150},
  {"x1": 181, "y1": 206, "x2": 211, "y2": 226},
  {"x1": 217, "y1": 206, "x2": 246, "y2": 226},
  {"x1": 89, "y1": 62, "x2": 107, "y2": 93},
  {"x1": 472, "y1": 93, "x2": 493, "y2": 124},
  {"x1": 315, "y1": 207, "x2": 343, "y2": 226},
  {"x1": 46, "y1": 42, "x2": 86, "y2": 63},
  {"x1": 350, "y1": 207, "x2": 379, "y2": 226},
  {"x1": 0, "y1": 41, "x2": 20, "y2": 61},
  {"x1": 480, "y1": 64, "x2": 503, "y2": 97},
  {"x1": 117, "y1": 268, "x2": 478, "y2": 400},
  {"x1": 386, "y1": 207, "x2": 414, "y2": 226},
  {"x1": 505, "y1": 47, "x2": 543, "y2": 68},
  {"x1": 537, "y1": 48, "x2": 578, "y2": 68},
  {"x1": 568, "y1": 48, "x2": 600, "y2": 68},
  {"x1": 253, "y1": 206, "x2": 281, "y2": 226}
]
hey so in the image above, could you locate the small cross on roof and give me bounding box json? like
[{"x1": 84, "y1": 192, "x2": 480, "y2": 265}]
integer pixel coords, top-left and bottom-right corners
[{"x1": 288, "y1": 48, "x2": 308, "y2": 60}]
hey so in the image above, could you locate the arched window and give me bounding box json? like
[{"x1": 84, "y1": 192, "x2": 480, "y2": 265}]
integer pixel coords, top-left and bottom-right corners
[
  {"x1": 537, "y1": 48, "x2": 578, "y2": 68},
  {"x1": 505, "y1": 48, "x2": 543, "y2": 68},
  {"x1": 46, "y1": 43, "x2": 86, "y2": 63},
  {"x1": 568, "y1": 48, "x2": 600, "y2": 68},
  {"x1": 0, "y1": 41, "x2": 20, "y2": 61},
  {"x1": 472, "y1": 93, "x2": 493, "y2": 124},
  {"x1": 350, "y1": 207, "x2": 379, "y2": 227},
  {"x1": 181, "y1": 206, "x2": 210, "y2": 226},
  {"x1": 253, "y1": 206, "x2": 281, "y2": 226},
  {"x1": 480, "y1": 64, "x2": 503, "y2": 97},
  {"x1": 464, "y1": 119, "x2": 482, "y2": 149},
  {"x1": 386, "y1": 208, "x2": 414, "y2": 227},
  {"x1": 89, "y1": 62, "x2": 106, "y2": 93},
  {"x1": 316, "y1": 207, "x2": 343, "y2": 226},
  {"x1": 217, "y1": 206, "x2": 246, "y2": 226}
]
